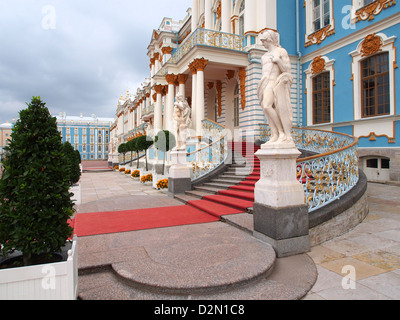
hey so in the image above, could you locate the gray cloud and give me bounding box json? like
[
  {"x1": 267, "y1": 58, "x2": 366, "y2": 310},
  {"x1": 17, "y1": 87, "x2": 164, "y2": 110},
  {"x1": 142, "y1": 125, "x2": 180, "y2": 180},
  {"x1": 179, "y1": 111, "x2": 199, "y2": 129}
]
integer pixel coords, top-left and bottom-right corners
[{"x1": 0, "y1": 0, "x2": 190, "y2": 124}]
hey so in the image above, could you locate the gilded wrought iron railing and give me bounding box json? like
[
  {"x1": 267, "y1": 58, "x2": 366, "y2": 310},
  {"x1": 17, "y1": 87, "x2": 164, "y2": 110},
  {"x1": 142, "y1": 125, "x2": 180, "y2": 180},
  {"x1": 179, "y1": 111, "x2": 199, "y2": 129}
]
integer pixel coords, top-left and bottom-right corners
[
  {"x1": 157, "y1": 28, "x2": 245, "y2": 76},
  {"x1": 188, "y1": 119, "x2": 228, "y2": 182},
  {"x1": 259, "y1": 124, "x2": 359, "y2": 212}
]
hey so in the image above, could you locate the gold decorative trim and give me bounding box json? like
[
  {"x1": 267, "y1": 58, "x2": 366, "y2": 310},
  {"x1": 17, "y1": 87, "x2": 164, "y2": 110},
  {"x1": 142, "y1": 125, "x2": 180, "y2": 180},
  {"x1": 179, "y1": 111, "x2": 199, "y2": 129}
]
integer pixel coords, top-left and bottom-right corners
[
  {"x1": 226, "y1": 70, "x2": 235, "y2": 80},
  {"x1": 360, "y1": 33, "x2": 383, "y2": 57},
  {"x1": 305, "y1": 24, "x2": 335, "y2": 47},
  {"x1": 311, "y1": 56, "x2": 326, "y2": 74},
  {"x1": 238, "y1": 68, "x2": 246, "y2": 111},
  {"x1": 177, "y1": 73, "x2": 189, "y2": 84},
  {"x1": 359, "y1": 131, "x2": 395, "y2": 144},
  {"x1": 216, "y1": 81, "x2": 222, "y2": 117},
  {"x1": 161, "y1": 46, "x2": 173, "y2": 55},
  {"x1": 353, "y1": 0, "x2": 396, "y2": 23}
]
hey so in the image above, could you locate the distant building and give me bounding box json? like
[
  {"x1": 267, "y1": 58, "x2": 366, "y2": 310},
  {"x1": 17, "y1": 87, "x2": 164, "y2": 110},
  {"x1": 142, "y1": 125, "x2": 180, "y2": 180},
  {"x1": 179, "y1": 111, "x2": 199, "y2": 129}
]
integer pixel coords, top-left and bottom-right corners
[
  {"x1": 0, "y1": 122, "x2": 12, "y2": 157},
  {"x1": 56, "y1": 113, "x2": 114, "y2": 160}
]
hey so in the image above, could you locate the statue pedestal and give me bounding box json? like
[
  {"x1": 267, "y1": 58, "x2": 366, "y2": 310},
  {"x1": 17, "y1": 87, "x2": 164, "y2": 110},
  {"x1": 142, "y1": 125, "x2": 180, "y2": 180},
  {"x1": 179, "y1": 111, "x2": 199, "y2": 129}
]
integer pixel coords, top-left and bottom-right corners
[
  {"x1": 253, "y1": 143, "x2": 310, "y2": 257},
  {"x1": 168, "y1": 150, "x2": 191, "y2": 197}
]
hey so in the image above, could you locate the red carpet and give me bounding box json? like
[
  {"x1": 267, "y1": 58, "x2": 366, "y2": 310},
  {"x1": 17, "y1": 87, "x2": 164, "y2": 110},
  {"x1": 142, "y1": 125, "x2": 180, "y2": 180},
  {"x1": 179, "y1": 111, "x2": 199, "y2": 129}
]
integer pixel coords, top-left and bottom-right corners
[
  {"x1": 72, "y1": 205, "x2": 220, "y2": 237},
  {"x1": 188, "y1": 199, "x2": 244, "y2": 218}
]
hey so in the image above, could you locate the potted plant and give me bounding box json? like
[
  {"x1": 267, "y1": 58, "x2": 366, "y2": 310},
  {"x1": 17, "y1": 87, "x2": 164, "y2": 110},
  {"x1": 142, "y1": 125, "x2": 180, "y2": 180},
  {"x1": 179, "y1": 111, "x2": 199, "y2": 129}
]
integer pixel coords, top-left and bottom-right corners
[
  {"x1": 131, "y1": 170, "x2": 140, "y2": 180},
  {"x1": 140, "y1": 173, "x2": 153, "y2": 184},
  {"x1": 0, "y1": 97, "x2": 78, "y2": 300},
  {"x1": 156, "y1": 178, "x2": 168, "y2": 190}
]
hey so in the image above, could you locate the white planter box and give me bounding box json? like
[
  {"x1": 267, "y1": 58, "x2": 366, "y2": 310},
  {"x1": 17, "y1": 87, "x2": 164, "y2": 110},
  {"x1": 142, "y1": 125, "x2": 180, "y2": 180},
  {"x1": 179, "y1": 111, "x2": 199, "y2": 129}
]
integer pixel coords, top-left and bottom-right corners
[
  {"x1": 0, "y1": 236, "x2": 78, "y2": 300},
  {"x1": 153, "y1": 174, "x2": 168, "y2": 189}
]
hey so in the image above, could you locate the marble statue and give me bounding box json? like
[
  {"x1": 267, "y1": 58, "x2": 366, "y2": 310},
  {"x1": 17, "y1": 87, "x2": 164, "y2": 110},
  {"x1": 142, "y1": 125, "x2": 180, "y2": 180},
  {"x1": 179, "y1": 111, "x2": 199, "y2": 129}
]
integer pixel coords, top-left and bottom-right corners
[
  {"x1": 258, "y1": 30, "x2": 294, "y2": 147},
  {"x1": 173, "y1": 93, "x2": 192, "y2": 150}
]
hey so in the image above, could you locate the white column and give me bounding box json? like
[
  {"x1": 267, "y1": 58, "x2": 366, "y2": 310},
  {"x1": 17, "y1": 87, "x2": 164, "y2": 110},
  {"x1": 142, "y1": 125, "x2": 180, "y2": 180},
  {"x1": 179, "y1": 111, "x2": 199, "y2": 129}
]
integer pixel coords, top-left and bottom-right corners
[
  {"x1": 193, "y1": 58, "x2": 208, "y2": 137},
  {"x1": 204, "y1": 0, "x2": 213, "y2": 29},
  {"x1": 258, "y1": 0, "x2": 277, "y2": 32},
  {"x1": 138, "y1": 100, "x2": 142, "y2": 126},
  {"x1": 166, "y1": 86, "x2": 175, "y2": 133},
  {"x1": 245, "y1": 0, "x2": 257, "y2": 34},
  {"x1": 177, "y1": 74, "x2": 188, "y2": 100},
  {"x1": 221, "y1": 0, "x2": 231, "y2": 33},
  {"x1": 191, "y1": 71, "x2": 197, "y2": 134},
  {"x1": 196, "y1": 69, "x2": 205, "y2": 137},
  {"x1": 191, "y1": 0, "x2": 198, "y2": 33},
  {"x1": 154, "y1": 85, "x2": 163, "y2": 134}
]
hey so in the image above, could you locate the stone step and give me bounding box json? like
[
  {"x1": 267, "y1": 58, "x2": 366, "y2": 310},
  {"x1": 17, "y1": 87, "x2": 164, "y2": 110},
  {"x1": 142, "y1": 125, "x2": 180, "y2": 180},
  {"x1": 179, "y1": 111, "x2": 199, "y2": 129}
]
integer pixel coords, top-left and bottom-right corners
[
  {"x1": 79, "y1": 223, "x2": 278, "y2": 297},
  {"x1": 174, "y1": 193, "x2": 199, "y2": 204},
  {"x1": 218, "y1": 174, "x2": 246, "y2": 180},
  {"x1": 185, "y1": 189, "x2": 215, "y2": 199},
  {"x1": 78, "y1": 247, "x2": 317, "y2": 300},
  {"x1": 203, "y1": 182, "x2": 236, "y2": 189},
  {"x1": 211, "y1": 178, "x2": 243, "y2": 185},
  {"x1": 194, "y1": 185, "x2": 227, "y2": 193}
]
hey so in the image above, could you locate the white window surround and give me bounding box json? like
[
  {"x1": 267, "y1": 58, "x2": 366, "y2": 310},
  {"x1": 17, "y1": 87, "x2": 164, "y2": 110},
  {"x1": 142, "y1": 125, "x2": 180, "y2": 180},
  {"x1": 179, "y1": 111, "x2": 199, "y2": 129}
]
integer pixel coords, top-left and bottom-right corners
[
  {"x1": 351, "y1": 0, "x2": 397, "y2": 23},
  {"x1": 349, "y1": 32, "x2": 397, "y2": 120},
  {"x1": 304, "y1": 0, "x2": 335, "y2": 47},
  {"x1": 305, "y1": 56, "x2": 336, "y2": 126}
]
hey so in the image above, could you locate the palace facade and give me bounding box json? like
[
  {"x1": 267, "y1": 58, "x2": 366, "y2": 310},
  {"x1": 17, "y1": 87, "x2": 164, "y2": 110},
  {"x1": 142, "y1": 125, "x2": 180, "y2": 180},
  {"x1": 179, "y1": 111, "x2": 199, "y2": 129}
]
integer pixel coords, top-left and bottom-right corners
[
  {"x1": 110, "y1": 0, "x2": 400, "y2": 182},
  {"x1": 56, "y1": 113, "x2": 114, "y2": 160}
]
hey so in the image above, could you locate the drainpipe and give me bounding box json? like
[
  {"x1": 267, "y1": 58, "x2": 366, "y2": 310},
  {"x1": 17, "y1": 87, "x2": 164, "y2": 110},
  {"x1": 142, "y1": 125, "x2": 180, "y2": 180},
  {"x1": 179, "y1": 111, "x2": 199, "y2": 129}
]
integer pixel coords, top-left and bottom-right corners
[{"x1": 296, "y1": 0, "x2": 302, "y2": 128}]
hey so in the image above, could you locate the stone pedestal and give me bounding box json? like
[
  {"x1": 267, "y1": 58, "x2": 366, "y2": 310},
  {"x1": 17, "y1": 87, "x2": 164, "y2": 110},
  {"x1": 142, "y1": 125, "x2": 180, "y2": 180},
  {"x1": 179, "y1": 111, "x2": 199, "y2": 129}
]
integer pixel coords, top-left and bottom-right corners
[
  {"x1": 168, "y1": 150, "x2": 191, "y2": 197},
  {"x1": 253, "y1": 143, "x2": 310, "y2": 257}
]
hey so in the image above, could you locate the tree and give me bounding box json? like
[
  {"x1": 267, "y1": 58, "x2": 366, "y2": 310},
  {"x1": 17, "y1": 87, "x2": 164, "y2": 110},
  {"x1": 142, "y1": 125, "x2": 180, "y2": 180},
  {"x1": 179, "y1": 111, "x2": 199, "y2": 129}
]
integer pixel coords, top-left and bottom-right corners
[
  {"x1": 136, "y1": 135, "x2": 153, "y2": 171},
  {"x1": 0, "y1": 96, "x2": 74, "y2": 266},
  {"x1": 118, "y1": 142, "x2": 127, "y2": 163},
  {"x1": 62, "y1": 141, "x2": 81, "y2": 186},
  {"x1": 155, "y1": 130, "x2": 176, "y2": 175},
  {"x1": 126, "y1": 138, "x2": 140, "y2": 168}
]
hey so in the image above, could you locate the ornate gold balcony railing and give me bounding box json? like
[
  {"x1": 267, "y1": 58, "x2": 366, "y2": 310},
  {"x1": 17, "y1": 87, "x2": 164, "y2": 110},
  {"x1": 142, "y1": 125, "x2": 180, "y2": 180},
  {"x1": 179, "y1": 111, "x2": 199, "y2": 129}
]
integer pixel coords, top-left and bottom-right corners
[{"x1": 157, "y1": 28, "x2": 245, "y2": 76}]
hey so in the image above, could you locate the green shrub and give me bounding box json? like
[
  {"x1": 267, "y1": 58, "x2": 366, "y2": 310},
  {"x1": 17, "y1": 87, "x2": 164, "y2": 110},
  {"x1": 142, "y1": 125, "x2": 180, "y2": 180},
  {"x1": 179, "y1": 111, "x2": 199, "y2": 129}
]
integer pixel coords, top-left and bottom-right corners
[{"x1": 0, "y1": 97, "x2": 74, "y2": 266}]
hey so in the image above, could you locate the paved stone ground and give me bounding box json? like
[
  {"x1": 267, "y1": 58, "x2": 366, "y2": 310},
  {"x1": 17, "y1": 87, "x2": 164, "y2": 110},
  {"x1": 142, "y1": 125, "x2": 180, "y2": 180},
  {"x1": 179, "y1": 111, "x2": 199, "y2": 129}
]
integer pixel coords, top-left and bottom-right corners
[
  {"x1": 304, "y1": 182, "x2": 400, "y2": 300},
  {"x1": 76, "y1": 169, "x2": 400, "y2": 300}
]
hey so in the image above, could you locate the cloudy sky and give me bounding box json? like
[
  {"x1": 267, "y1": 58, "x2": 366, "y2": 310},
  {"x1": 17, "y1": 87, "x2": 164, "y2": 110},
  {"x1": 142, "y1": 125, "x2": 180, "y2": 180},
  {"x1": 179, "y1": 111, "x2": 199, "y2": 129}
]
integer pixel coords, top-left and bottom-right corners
[{"x1": 0, "y1": 0, "x2": 191, "y2": 124}]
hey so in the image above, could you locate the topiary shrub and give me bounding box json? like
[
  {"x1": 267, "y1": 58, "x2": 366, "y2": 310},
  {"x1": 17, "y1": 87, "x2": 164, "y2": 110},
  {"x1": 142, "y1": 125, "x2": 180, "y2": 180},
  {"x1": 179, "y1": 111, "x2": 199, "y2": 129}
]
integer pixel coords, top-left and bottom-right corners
[
  {"x1": 62, "y1": 141, "x2": 81, "y2": 186},
  {"x1": 155, "y1": 130, "x2": 176, "y2": 175},
  {"x1": 0, "y1": 97, "x2": 74, "y2": 266},
  {"x1": 136, "y1": 135, "x2": 153, "y2": 171}
]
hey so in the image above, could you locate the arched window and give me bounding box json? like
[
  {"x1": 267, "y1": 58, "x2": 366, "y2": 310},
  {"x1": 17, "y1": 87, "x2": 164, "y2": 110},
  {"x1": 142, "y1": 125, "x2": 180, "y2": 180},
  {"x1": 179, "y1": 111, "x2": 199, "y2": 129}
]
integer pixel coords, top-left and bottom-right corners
[
  {"x1": 239, "y1": 1, "x2": 245, "y2": 36},
  {"x1": 312, "y1": 71, "x2": 331, "y2": 124},
  {"x1": 361, "y1": 52, "x2": 390, "y2": 118}
]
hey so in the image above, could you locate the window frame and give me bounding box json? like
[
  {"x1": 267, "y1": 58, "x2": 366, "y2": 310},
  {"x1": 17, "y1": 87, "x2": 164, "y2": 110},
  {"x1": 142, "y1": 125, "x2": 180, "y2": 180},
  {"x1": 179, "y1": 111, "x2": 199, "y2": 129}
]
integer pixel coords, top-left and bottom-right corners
[
  {"x1": 360, "y1": 52, "x2": 390, "y2": 118},
  {"x1": 305, "y1": 56, "x2": 335, "y2": 126},
  {"x1": 305, "y1": 0, "x2": 335, "y2": 47},
  {"x1": 350, "y1": 32, "x2": 396, "y2": 121},
  {"x1": 312, "y1": 71, "x2": 331, "y2": 124}
]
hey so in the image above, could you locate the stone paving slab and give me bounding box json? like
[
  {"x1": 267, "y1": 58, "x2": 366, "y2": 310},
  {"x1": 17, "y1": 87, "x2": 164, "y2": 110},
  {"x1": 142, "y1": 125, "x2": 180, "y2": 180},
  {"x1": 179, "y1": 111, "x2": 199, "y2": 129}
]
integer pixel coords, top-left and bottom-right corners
[{"x1": 78, "y1": 222, "x2": 276, "y2": 295}]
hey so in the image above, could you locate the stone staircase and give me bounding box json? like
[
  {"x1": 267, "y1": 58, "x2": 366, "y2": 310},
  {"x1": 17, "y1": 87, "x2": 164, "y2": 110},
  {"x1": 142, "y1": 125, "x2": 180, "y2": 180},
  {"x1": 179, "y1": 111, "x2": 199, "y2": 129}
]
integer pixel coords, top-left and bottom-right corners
[{"x1": 173, "y1": 142, "x2": 260, "y2": 226}]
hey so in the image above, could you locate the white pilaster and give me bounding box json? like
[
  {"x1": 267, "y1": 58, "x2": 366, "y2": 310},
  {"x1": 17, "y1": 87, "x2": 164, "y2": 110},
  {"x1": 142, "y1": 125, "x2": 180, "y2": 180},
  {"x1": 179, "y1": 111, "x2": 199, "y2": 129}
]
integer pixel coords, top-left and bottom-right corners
[
  {"x1": 204, "y1": 0, "x2": 213, "y2": 29},
  {"x1": 221, "y1": 0, "x2": 231, "y2": 33},
  {"x1": 191, "y1": 0, "x2": 198, "y2": 32},
  {"x1": 245, "y1": 0, "x2": 257, "y2": 34}
]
